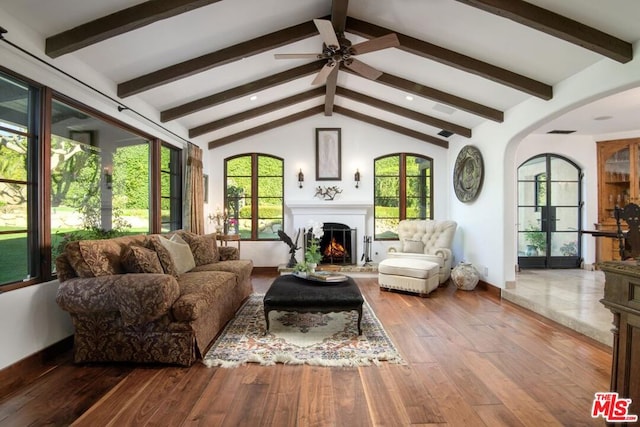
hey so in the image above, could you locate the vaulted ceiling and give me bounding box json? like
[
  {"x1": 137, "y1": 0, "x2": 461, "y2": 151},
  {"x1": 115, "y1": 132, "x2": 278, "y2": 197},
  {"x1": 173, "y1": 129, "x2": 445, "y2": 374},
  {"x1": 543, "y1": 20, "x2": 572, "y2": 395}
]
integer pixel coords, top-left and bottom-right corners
[{"x1": 2, "y1": 0, "x2": 639, "y2": 149}]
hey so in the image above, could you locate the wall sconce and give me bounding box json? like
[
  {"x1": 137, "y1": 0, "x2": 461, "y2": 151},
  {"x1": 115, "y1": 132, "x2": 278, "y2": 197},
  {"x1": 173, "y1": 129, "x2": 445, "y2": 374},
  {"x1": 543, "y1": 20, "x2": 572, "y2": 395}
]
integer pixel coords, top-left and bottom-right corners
[
  {"x1": 103, "y1": 166, "x2": 113, "y2": 190},
  {"x1": 298, "y1": 168, "x2": 304, "y2": 188},
  {"x1": 354, "y1": 169, "x2": 361, "y2": 188}
]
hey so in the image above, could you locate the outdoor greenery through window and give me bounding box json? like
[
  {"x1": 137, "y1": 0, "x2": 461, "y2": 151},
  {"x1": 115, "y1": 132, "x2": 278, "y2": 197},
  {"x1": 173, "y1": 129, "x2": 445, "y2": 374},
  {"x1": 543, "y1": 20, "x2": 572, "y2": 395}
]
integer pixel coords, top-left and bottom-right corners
[
  {"x1": 225, "y1": 154, "x2": 283, "y2": 240},
  {"x1": 50, "y1": 99, "x2": 153, "y2": 267},
  {"x1": 0, "y1": 73, "x2": 38, "y2": 285},
  {"x1": 374, "y1": 153, "x2": 432, "y2": 239}
]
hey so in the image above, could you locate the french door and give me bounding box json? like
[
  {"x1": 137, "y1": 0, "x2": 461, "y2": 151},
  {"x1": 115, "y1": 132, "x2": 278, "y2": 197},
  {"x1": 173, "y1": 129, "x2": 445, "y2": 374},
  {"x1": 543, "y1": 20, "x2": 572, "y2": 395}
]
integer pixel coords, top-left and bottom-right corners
[{"x1": 517, "y1": 154, "x2": 582, "y2": 268}]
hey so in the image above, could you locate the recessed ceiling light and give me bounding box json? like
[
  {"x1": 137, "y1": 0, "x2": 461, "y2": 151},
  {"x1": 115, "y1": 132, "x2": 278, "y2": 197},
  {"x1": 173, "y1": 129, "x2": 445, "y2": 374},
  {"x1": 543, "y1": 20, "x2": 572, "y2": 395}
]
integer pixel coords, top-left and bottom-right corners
[
  {"x1": 405, "y1": 95, "x2": 414, "y2": 101},
  {"x1": 250, "y1": 95, "x2": 258, "y2": 101},
  {"x1": 594, "y1": 115, "x2": 612, "y2": 121}
]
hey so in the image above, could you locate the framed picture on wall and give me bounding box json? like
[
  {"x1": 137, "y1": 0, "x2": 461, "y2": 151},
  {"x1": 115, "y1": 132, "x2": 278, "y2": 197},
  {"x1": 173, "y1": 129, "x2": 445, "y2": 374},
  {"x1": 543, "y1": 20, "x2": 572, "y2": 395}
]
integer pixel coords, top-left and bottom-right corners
[
  {"x1": 316, "y1": 128, "x2": 341, "y2": 180},
  {"x1": 69, "y1": 130, "x2": 94, "y2": 146}
]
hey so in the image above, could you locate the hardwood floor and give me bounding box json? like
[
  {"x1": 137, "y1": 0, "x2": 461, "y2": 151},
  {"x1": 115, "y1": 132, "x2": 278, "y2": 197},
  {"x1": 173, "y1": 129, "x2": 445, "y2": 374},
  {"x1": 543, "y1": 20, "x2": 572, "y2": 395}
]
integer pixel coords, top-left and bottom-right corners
[{"x1": 0, "y1": 271, "x2": 612, "y2": 426}]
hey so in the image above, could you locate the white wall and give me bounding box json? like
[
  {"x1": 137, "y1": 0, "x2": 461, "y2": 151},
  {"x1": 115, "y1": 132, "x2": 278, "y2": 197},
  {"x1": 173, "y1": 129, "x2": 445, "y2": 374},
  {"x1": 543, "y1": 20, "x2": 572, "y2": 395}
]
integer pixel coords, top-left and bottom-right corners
[
  {"x1": 204, "y1": 115, "x2": 449, "y2": 267},
  {"x1": 0, "y1": 281, "x2": 73, "y2": 370}
]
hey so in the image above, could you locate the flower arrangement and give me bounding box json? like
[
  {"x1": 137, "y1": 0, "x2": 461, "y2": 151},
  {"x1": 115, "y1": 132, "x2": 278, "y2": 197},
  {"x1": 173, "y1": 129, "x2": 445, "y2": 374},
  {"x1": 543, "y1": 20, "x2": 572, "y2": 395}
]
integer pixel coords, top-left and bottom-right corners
[
  {"x1": 295, "y1": 220, "x2": 324, "y2": 272},
  {"x1": 208, "y1": 207, "x2": 228, "y2": 234}
]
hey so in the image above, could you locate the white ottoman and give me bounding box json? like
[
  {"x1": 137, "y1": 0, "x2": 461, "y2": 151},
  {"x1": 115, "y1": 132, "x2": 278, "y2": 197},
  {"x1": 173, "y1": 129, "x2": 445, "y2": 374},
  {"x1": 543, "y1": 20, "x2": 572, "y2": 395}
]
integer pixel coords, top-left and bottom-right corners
[{"x1": 378, "y1": 258, "x2": 440, "y2": 297}]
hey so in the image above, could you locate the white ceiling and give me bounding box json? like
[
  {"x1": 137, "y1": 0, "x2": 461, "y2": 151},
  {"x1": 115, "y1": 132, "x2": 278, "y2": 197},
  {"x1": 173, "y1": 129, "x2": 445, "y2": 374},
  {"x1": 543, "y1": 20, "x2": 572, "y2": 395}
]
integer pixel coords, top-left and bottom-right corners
[{"x1": 2, "y1": 0, "x2": 640, "y2": 145}]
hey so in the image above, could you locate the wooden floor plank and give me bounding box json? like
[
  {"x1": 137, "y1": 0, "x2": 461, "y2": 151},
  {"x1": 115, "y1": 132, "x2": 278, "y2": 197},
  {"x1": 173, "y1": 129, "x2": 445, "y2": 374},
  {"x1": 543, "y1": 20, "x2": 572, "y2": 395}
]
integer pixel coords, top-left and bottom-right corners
[{"x1": 0, "y1": 274, "x2": 613, "y2": 426}]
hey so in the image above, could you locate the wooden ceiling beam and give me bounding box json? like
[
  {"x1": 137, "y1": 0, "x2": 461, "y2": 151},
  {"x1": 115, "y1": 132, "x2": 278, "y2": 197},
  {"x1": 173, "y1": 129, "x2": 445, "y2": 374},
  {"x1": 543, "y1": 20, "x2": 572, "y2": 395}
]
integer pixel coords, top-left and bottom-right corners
[
  {"x1": 118, "y1": 19, "x2": 324, "y2": 98},
  {"x1": 161, "y1": 61, "x2": 324, "y2": 122},
  {"x1": 190, "y1": 87, "x2": 325, "y2": 138},
  {"x1": 208, "y1": 106, "x2": 324, "y2": 149},
  {"x1": 453, "y1": 0, "x2": 632, "y2": 63},
  {"x1": 46, "y1": 0, "x2": 223, "y2": 58},
  {"x1": 343, "y1": 68, "x2": 503, "y2": 122},
  {"x1": 336, "y1": 87, "x2": 471, "y2": 137},
  {"x1": 334, "y1": 106, "x2": 449, "y2": 148},
  {"x1": 206, "y1": 103, "x2": 448, "y2": 149},
  {"x1": 346, "y1": 17, "x2": 553, "y2": 100}
]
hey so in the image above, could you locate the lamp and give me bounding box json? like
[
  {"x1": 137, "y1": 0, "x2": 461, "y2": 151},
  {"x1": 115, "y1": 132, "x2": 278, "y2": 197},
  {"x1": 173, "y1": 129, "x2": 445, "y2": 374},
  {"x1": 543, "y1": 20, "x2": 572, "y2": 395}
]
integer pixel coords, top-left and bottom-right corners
[
  {"x1": 298, "y1": 168, "x2": 304, "y2": 188},
  {"x1": 103, "y1": 166, "x2": 113, "y2": 190},
  {"x1": 354, "y1": 169, "x2": 361, "y2": 188}
]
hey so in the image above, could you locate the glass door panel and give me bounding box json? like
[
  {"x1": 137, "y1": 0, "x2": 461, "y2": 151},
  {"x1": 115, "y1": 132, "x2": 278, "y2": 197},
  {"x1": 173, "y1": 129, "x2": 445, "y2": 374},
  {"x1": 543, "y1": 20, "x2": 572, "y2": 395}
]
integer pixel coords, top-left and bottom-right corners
[{"x1": 518, "y1": 154, "x2": 582, "y2": 268}]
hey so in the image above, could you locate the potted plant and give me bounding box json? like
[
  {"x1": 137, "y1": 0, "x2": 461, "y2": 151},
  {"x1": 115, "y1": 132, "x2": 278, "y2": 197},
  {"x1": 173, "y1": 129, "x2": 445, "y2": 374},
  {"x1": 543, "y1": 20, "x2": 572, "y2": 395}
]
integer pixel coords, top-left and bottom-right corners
[{"x1": 524, "y1": 225, "x2": 546, "y2": 256}]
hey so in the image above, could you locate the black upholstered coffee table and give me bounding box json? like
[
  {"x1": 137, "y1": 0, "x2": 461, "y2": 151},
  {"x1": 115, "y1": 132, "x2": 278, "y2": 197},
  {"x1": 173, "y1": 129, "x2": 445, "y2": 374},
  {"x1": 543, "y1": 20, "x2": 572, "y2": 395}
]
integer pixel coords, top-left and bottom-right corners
[{"x1": 263, "y1": 274, "x2": 364, "y2": 335}]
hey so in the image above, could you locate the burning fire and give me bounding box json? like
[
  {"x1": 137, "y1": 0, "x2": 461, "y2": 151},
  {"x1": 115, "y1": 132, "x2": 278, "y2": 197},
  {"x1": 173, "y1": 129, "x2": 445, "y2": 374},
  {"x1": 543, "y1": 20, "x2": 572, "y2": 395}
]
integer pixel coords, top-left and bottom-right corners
[{"x1": 324, "y1": 238, "x2": 347, "y2": 258}]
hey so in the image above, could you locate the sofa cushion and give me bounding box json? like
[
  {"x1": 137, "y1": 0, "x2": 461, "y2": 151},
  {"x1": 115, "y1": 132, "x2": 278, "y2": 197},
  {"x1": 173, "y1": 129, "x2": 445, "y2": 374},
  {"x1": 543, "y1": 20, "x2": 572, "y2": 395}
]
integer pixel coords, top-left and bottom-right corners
[
  {"x1": 402, "y1": 239, "x2": 425, "y2": 254},
  {"x1": 179, "y1": 231, "x2": 219, "y2": 266},
  {"x1": 79, "y1": 239, "x2": 125, "y2": 277},
  {"x1": 171, "y1": 270, "x2": 237, "y2": 322},
  {"x1": 379, "y1": 257, "x2": 439, "y2": 279},
  {"x1": 152, "y1": 234, "x2": 196, "y2": 276},
  {"x1": 122, "y1": 245, "x2": 164, "y2": 274},
  {"x1": 64, "y1": 241, "x2": 95, "y2": 278}
]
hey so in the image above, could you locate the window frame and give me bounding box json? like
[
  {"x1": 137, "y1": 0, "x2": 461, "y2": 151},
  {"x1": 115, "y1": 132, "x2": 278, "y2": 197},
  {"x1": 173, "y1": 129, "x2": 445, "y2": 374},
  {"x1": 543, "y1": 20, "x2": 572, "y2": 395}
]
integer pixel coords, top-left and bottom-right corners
[
  {"x1": 224, "y1": 153, "x2": 284, "y2": 241},
  {"x1": 0, "y1": 67, "x2": 183, "y2": 292},
  {"x1": 373, "y1": 152, "x2": 433, "y2": 241}
]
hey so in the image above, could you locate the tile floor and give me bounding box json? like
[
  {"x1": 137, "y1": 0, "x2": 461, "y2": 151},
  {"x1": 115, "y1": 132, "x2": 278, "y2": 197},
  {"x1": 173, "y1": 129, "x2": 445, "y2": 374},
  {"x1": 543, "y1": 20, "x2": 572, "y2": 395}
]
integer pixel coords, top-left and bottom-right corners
[{"x1": 502, "y1": 268, "x2": 613, "y2": 346}]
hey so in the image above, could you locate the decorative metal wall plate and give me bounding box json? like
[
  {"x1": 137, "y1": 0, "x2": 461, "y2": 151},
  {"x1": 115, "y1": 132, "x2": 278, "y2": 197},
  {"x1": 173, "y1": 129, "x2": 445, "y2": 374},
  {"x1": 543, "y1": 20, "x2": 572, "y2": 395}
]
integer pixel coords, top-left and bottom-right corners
[{"x1": 453, "y1": 145, "x2": 484, "y2": 202}]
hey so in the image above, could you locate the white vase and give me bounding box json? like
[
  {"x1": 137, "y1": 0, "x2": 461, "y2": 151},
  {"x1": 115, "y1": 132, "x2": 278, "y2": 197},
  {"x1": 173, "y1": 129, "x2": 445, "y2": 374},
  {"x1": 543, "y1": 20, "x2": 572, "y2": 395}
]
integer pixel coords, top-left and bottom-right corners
[
  {"x1": 308, "y1": 263, "x2": 317, "y2": 272},
  {"x1": 451, "y1": 262, "x2": 479, "y2": 291}
]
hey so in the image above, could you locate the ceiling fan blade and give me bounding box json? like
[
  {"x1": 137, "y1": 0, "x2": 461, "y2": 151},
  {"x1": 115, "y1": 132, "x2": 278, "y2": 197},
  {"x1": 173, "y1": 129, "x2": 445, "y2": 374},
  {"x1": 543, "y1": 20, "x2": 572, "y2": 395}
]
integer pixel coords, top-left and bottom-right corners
[
  {"x1": 331, "y1": 0, "x2": 349, "y2": 33},
  {"x1": 312, "y1": 62, "x2": 338, "y2": 86},
  {"x1": 343, "y1": 58, "x2": 383, "y2": 81},
  {"x1": 350, "y1": 33, "x2": 400, "y2": 55},
  {"x1": 274, "y1": 53, "x2": 324, "y2": 59},
  {"x1": 313, "y1": 19, "x2": 340, "y2": 48}
]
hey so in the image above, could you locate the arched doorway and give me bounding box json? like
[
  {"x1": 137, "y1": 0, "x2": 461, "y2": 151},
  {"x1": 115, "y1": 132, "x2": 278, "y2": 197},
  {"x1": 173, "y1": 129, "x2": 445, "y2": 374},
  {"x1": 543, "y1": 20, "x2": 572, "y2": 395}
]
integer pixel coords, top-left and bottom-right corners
[{"x1": 517, "y1": 154, "x2": 582, "y2": 269}]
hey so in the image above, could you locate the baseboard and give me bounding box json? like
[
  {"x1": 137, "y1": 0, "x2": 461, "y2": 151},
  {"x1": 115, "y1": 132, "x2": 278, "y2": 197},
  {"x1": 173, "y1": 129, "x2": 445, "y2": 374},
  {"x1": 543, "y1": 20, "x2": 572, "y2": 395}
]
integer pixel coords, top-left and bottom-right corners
[
  {"x1": 476, "y1": 280, "x2": 501, "y2": 300},
  {"x1": 0, "y1": 336, "x2": 73, "y2": 400}
]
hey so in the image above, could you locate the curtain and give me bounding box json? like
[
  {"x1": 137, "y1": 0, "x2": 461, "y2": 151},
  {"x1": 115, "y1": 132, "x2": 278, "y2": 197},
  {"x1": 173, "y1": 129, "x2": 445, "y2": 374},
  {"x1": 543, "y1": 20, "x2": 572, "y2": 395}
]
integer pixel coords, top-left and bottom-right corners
[{"x1": 184, "y1": 143, "x2": 204, "y2": 234}]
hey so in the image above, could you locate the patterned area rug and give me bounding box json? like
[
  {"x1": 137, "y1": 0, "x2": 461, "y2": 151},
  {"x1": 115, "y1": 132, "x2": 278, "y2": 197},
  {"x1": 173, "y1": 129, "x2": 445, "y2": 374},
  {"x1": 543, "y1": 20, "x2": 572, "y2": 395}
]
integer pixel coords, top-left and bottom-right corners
[{"x1": 203, "y1": 294, "x2": 404, "y2": 368}]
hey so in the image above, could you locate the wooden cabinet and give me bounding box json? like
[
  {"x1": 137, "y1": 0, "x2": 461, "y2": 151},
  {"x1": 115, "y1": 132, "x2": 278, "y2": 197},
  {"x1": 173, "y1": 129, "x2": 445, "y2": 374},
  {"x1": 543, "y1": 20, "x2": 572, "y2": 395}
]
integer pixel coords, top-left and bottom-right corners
[
  {"x1": 597, "y1": 138, "x2": 640, "y2": 262},
  {"x1": 599, "y1": 262, "x2": 640, "y2": 419}
]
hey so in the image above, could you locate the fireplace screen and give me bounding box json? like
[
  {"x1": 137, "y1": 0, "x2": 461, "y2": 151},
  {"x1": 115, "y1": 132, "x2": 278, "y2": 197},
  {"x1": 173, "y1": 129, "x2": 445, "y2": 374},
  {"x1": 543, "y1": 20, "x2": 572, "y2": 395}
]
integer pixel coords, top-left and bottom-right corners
[{"x1": 306, "y1": 222, "x2": 357, "y2": 265}]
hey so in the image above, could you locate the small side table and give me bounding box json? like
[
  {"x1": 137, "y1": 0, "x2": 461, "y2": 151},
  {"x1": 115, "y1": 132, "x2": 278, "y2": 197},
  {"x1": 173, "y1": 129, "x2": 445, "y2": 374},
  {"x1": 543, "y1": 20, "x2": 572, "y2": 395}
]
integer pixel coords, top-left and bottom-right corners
[{"x1": 216, "y1": 234, "x2": 240, "y2": 255}]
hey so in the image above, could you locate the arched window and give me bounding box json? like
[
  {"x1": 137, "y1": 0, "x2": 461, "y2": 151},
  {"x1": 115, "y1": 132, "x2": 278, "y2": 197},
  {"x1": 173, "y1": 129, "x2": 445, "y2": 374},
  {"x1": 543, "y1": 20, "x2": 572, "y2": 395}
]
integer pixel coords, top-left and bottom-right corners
[
  {"x1": 225, "y1": 153, "x2": 283, "y2": 240},
  {"x1": 374, "y1": 153, "x2": 433, "y2": 239}
]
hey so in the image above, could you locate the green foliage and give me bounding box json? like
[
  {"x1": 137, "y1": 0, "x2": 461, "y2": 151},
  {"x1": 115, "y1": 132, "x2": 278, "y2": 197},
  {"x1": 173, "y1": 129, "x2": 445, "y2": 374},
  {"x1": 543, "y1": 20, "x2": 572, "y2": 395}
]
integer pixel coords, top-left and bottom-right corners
[
  {"x1": 113, "y1": 144, "x2": 150, "y2": 209},
  {"x1": 53, "y1": 226, "x2": 128, "y2": 261},
  {"x1": 524, "y1": 224, "x2": 546, "y2": 251}
]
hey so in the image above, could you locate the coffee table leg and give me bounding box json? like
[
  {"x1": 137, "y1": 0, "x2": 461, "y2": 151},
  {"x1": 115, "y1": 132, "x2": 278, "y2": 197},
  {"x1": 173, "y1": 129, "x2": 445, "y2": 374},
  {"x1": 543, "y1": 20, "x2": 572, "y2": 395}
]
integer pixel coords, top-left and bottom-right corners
[
  {"x1": 357, "y1": 307, "x2": 363, "y2": 335},
  {"x1": 264, "y1": 307, "x2": 270, "y2": 335}
]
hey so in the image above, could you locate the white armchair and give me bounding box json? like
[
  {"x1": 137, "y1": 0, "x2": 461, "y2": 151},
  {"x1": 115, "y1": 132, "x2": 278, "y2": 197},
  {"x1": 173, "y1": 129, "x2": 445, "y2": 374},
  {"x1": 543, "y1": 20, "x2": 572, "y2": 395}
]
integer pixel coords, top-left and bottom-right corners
[{"x1": 387, "y1": 219, "x2": 457, "y2": 284}]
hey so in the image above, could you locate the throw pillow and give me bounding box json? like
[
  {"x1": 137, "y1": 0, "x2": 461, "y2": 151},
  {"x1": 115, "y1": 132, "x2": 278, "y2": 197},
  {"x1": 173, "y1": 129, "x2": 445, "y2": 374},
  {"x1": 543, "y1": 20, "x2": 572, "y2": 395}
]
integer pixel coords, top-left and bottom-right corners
[
  {"x1": 151, "y1": 234, "x2": 196, "y2": 276},
  {"x1": 402, "y1": 239, "x2": 425, "y2": 254},
  {"x1": 180, "y1": 231, "x2": 219, "y2": 266},
  {"x1": 122, "y1": 245, "x2": 164, "y2": 274}
]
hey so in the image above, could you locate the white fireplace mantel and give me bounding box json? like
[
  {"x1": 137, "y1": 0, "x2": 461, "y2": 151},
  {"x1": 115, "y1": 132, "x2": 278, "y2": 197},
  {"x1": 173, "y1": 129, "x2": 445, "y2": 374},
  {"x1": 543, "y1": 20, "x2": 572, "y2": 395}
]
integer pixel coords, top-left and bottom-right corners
[{"x1": 286, "y1": 201, "x2": 371, "y2": 216}]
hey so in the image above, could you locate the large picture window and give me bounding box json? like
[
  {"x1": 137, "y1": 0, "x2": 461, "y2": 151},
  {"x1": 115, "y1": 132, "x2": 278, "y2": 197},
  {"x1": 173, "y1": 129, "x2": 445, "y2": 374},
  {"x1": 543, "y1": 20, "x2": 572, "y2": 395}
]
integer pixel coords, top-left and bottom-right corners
[
  {"x1": 374, "y1": 153, "x2": 432, "y2": 239},
  {"x1": 225, "y1": 154, "x2": 283, "y2": 240},
  {"x1": 50, "y1": 98, "x2": 153, "y2": 268},
  {"x1": 0, "y1": 69, "x2": 183, "y2": 291}
]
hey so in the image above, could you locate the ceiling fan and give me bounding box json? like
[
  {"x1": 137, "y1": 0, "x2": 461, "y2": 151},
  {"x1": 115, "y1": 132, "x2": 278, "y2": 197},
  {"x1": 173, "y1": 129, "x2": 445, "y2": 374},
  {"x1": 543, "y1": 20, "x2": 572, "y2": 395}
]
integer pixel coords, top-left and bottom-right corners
[{"x1": 274, "y1": 18, "x2": 400, "y2": 86}]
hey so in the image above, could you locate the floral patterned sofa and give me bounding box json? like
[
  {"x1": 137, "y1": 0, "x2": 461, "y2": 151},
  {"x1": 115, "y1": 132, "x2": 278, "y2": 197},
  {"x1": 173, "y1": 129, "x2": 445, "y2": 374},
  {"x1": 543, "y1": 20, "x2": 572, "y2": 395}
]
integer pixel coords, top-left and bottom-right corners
[{"x1": 55, "y1": 231, "x2": 253, "y2": 366}]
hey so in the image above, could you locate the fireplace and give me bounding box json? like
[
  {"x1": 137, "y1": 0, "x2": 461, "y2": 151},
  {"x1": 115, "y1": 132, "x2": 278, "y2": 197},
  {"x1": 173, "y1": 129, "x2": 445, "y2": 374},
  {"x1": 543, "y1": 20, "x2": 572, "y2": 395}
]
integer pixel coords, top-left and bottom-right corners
[
  {"x1": 307, "y1": 222, "x2": 357, "y2": 265},
  {"x1": 286, "y1": 201, "x2": 371, "y2": 266}
]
